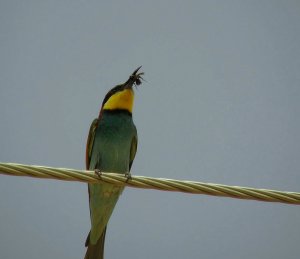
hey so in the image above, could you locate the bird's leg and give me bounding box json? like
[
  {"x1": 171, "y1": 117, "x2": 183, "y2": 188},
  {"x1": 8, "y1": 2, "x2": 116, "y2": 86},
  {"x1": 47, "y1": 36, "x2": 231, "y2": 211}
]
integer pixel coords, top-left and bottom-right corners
[
  {"x1": 94, "y1": 169, "x2": 102, "y2": 179},
  {"x1": 124, "y1": 172, "x2": 132, "y2": 182}
]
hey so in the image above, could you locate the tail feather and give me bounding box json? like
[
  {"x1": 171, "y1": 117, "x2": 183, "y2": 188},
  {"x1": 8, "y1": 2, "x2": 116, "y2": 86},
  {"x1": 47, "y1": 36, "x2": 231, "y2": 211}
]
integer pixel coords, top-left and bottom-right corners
[{"x1": 84, "y1": 227, "x2": 107, "y2": 259}]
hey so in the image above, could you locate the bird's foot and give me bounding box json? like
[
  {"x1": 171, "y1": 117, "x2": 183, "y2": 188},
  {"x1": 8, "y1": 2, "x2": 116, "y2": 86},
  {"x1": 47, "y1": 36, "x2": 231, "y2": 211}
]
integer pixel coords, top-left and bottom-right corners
[
  {"x1": 124, "y1": 172, "x2": 132, "y2": 182},
  {"x1": 94, "y1": 169, "x2": 102, "y2": 179}
]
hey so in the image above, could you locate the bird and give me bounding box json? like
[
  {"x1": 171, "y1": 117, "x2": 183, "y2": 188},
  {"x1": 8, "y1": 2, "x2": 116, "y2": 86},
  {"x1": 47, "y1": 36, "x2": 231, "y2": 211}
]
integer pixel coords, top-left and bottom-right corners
[{"x1": 84, "y1": 67, "x2": 144, "y2": 259}]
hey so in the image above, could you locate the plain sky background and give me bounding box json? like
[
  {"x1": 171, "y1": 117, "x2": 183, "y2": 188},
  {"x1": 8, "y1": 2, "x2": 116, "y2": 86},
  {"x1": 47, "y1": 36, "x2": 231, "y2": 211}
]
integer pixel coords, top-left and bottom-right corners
[{"x1": 1, "y1": 1, "x2": 300, "y2": 259}]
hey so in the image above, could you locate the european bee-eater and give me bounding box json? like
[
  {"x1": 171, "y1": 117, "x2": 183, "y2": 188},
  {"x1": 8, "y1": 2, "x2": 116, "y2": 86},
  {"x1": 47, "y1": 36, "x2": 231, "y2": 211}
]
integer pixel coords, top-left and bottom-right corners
[{"x1": 84, "y1": 67, "x2": 144, "y2": 259}]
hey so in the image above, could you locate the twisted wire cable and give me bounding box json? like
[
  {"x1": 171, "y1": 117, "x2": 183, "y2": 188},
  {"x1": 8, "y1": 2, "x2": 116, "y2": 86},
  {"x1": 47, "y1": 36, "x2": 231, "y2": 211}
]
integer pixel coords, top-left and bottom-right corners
[{"x1": 0, "y1": 162, "x2": 299, "y2": 205}]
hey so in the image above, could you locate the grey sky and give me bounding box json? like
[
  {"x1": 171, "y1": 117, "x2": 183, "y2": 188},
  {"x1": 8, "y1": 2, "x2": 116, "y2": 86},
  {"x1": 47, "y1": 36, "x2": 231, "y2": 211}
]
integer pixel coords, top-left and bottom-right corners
[{"x1": 1, "y1": 1, "x2": 300, "y2": 258}]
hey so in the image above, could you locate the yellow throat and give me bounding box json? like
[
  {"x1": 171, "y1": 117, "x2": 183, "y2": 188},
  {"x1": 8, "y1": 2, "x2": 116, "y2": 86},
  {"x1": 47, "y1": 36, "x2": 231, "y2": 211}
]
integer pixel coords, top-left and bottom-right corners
[{"x1": 103, "y1": 88, "x2": 134, "y2": 113}]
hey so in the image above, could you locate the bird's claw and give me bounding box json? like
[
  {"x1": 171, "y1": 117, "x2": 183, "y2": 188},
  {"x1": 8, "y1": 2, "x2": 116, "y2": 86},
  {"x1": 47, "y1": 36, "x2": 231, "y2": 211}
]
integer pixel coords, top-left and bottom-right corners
[
  {"x1": 94, "y1": 169, "x2": 102, "y2": 179},
  {"x1": 125, "y1": 172, "x2": 132, "y2": 182}
]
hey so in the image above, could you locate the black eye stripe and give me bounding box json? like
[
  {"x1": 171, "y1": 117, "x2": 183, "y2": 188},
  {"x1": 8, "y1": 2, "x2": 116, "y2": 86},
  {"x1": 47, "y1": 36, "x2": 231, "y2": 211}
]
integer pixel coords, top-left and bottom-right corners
[{"x1": 101, "y1": 85, "x2": 124, "y2": 107}]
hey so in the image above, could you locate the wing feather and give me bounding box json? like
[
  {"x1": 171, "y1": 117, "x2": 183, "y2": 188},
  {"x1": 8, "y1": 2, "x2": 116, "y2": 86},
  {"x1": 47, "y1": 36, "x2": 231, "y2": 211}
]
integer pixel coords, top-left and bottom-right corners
[
  {"x1": 86, "y1": 118, "x2": 99, "y2": 170},
  {"x1": 129, "y1": 131, "x2": 138, "y2": 171}
]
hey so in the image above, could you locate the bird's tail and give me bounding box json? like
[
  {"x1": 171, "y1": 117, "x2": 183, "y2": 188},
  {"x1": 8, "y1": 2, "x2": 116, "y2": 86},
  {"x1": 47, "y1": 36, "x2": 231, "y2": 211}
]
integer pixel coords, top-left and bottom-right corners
[{"x1": 84, "y1": 227, "x2": 107, "y2": 259}]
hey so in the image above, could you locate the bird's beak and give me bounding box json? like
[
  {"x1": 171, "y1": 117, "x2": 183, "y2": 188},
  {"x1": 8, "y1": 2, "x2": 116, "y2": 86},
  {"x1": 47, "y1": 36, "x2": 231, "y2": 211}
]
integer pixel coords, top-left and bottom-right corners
[
  {"x1": 131, "y1": 66, "x2": 142, "y2": 76},
  {"x1": 124, "y1": 66, "x2": 144, "y2": 89}
]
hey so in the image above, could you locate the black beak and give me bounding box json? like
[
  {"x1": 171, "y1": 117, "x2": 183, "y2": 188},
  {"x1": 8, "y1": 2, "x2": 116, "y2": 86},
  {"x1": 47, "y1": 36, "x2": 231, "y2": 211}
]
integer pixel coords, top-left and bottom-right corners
[
  {"x1": 124, "y1": 66, "x2": 144, "y2": 88},
  {"x1": 131, "y1": 66, "x2": 142, "y2": 76}
]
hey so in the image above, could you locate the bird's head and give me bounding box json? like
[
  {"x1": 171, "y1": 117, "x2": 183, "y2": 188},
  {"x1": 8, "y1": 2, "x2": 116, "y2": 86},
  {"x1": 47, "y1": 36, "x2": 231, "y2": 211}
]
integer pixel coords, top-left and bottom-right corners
[{"x1": 100, "y1": 66, "x2": 144, "y2": 115}]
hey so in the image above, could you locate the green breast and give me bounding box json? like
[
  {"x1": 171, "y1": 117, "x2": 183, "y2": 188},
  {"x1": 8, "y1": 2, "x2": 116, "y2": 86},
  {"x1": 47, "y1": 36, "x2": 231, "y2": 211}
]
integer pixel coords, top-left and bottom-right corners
[{"x1": 89, "y1": 110, "x2": 137, "y2": 173}]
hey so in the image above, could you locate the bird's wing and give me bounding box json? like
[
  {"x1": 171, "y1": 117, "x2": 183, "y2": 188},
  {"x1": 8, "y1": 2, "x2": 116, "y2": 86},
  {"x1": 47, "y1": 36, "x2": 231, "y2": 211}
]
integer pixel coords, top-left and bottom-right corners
[
  {"x1": 86, "y1": 118, "x2": 99, "y2": 170},
  {"x1": 129, "y1": 127, "x2": 138, "y2": 171}
]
